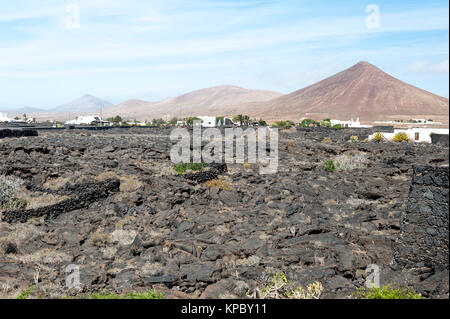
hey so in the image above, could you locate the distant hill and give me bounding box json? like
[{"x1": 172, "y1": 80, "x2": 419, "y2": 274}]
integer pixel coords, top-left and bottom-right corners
[
  {"x1": 53, "y1": 94, "x2": 113, "y2": 113},
  {"x1": 103, "y1": 85, "x2": 283, "y2": 120},
  {"x1": 101, "y1": 99, "x2": 156, "y2": 119}
]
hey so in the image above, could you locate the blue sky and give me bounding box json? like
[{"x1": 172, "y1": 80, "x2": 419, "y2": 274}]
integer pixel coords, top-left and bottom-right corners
[{"x1": 0, "y1": 0, "x2": 448, "y2": 110}]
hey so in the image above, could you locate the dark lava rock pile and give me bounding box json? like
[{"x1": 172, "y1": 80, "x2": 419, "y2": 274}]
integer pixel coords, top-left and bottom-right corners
[
  {"x1": 0, "y1": 129, "x2": 38, "y2": 139},
  {"x1": 0, "y1": 127, "x2": 448, "y2": 299}
]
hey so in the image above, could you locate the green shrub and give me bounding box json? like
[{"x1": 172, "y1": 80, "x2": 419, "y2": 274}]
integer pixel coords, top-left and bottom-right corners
[
  {"x1": 324, "y1": 160, "x2": 336, "y2": 172},
  {"x1": 87, "y1": 290, "x2": 164, "y2": 299},
  {"x1": 352, "y1": 284, "x2": 423, "y2": 299},
  {"x1": 15, "y1": 286, "x2": 35, "y2": 299},
  {"x1": 258, "y1": 119, "x2": 267, "y2": 126},
  {"x1": 391, "y1": 132, "x2": 411, "y2": 142},
  {"x1": 300, "y1": 119, "x2": 317, "y2": 127},
  {"x1": 173, "y1": 162, "x2": 206, "y2": 176},
  {"x1": 333, "y1": 124, "x2": 344, "y2": 129}
]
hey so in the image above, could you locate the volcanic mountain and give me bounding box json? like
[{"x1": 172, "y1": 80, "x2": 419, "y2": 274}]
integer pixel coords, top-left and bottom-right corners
[
  {"x1": 240, "y1": 61, "x2": 449, "y2": 122},
  {"x1": 102, "y1": 85, "x2": 283, "y2": 120},
  {"x1": 54, "y1": 94, "x2": 113, "y2": 113}
]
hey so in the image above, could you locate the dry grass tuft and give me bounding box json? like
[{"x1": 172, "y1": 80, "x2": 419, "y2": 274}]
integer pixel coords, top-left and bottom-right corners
[
  {"x1": 13, "y1": 248, "x2": 72, "y2": 264},
  {"x1": 18, "y1": 192, "x2": 69, "y2": 210},
  {"x1": 333, "y1": 152, "x2": 368, "y2": 171},
  {"x1": 90, "y1": 232, "x2": 110, "y2": 247},
  {"x1": 0, "y1": 175, "x2": 26, "y2": 211},
  {"x1": 204, "y1": 178, "x2": 232, "y2": 191},
  {"x1": 95, "y1": 171, "x2": 120, "y2": 182},
  {"x1": 43, "y1": 177, "x2": 70, "y2": 190},
  {"x1": 119, "y1": 175, "x2": 143, "y2": 192}
]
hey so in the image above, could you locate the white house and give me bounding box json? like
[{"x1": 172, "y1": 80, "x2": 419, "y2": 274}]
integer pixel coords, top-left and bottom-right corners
[
  {"x1": 197, "y1": 116, "x2": 217, "y2": 127},
  {"x1": 369, "y1": 127, "x2": 450, "y2": 143},
  {"x1": 330, "y1": 118, "x2": 372, "y2": 128},
  {"x1": 0, "y1": 112, "x2": 10, "y2": 122},
  {"x1": 66, "y1": 116, "x2": 102, "y2": 125}
]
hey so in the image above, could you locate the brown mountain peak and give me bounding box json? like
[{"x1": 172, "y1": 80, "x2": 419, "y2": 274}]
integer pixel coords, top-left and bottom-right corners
[
  {"x1": 348, "y1": 61, "x2": 385, "y2": 74},
  {"x1": 244, "y1": 61, "x2": 449, "y2": 122}
]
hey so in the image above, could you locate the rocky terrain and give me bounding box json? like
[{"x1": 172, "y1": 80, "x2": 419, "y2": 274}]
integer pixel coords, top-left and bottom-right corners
[{"x1": 0, "y1": 127, "x2": 448, "y2": 299}]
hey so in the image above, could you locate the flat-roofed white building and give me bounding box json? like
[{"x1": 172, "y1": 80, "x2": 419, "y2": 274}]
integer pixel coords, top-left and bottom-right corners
[
  {"x1": 369, "y1": 127, "x2": 450, "y2": 143},
  {"x1": 0, "y1": 112, "x2": 10, "y2": 122},
  {"x1": 66, "y1": 116, "x2": 102, "y2": 125},
  {"x1": 197, "y1": 116, "x2": 217, "y2": 127},
  {"x1": 330, "y1": 118, "x2": 372, "y2": 128}
]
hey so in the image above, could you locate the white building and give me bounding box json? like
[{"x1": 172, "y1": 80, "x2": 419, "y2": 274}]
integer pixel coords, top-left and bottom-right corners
[
  {"x1": 0, "y1": 112, "x2": 10, "y2": 122},
  {"x1": 197, "y1": 116, "x2": 217, "y2": 127},
  {"x1": 369, "y1": 127, "x2": 450, "y2": 143},
  {"x1": 66, "y1": 116, "x2": 102, "y2": 125},
  {"x1": 330, "y1": 118, "x2": 372, "y2": 128},
  {"x1": 195, "y1": 116, "x2": 232, "y2": 127}
]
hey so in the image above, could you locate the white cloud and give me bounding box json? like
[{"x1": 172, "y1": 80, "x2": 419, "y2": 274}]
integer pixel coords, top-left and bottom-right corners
[{"x1": 409, "y1": 60, "x2": 449, "y2": 74}]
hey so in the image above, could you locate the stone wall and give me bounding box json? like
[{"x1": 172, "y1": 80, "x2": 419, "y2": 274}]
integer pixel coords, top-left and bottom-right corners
[
  {"x1": 393, "y1": 165, "x2": 449, "y2": 273},
  {"x1": 0, "y1": 129, "x2": 38, "y2": 139},
  {"x1": 2, "y1": 178, "x2": 120, "y2": 223},
  {"x1": 431, "y1": 134, "x2": 449, "y2": 146}
]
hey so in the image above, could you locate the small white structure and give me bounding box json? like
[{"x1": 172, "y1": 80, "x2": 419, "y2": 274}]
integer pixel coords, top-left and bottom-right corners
[
  {"x1": 0, "y1": 112, "x2": 11, "y2": 122},
  {"x1": 369, "y1": 127, "x2": 450, "y2": 143},
  {"x1": 197, "y1": 116, "x2": 217, "y2": 128},
  {"x1": 192, "y1": 116, "x2": 235, "y2": 127},
  {"x1": 66, "y1": 116, "x2": 102, "y2": 125},
  {"x1": 330, "y1": 118, "x2": 372, "y2": 128}
]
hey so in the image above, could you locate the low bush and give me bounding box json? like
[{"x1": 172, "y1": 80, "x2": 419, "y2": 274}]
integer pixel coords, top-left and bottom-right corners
[
  {"x1": 15, "y1": 286, "x2": 35, "y2": 299},
  {"x1": 90, "y1": 232, "x2": 110, "y2": 247},
  {"x1": 352, "y1": 284, "x2": 423, "y2": 299},
  {"x1": 300, "y1": 119, "x2": 317, "y2": 127},
  {"x1": 247, "y1": 273, "x2": 323, "y2": 299},
  {"x1": 173, "y1": 162, "x2": 206, "y2": 176},
  {"x1": 349, "y1": 135, "x2": 359, "y2": 142},
  {"x1": 391, "y1": 132, "x2": 411, "y2": 142},
  {"x1": 324, "y1": 160, "x2": 336, "y2": 172},
  {"x1": 86, "y1": 290, "x2": 164, "y2": 299},
  {"x1": 204, "y1": 178, "x2": 232, "y2": 191},
  {"x1": 371, "y1": 132, "x2": 386, "y2": 142}
]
